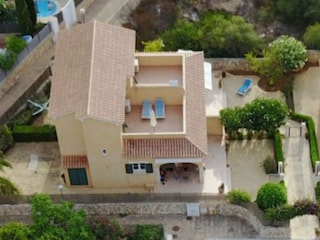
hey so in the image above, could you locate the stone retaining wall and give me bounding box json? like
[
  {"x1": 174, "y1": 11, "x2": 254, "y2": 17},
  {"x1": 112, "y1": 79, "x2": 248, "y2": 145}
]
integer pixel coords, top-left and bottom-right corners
[{"x1": 0, "y1": 202, "x2": 290, "y2": 239}]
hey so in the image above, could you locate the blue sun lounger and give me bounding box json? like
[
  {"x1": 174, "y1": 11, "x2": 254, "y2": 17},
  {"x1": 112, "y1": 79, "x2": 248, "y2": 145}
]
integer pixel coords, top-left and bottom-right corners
[
  {"x1": 155, "y1": 98, "x2": 165, "y2": 119},
  {"x1": 141, "y1": 99, "x2": 152, "y2": 119},
  {"x1": 236, "y1": 79, "x2": 252, "y2": 96}
]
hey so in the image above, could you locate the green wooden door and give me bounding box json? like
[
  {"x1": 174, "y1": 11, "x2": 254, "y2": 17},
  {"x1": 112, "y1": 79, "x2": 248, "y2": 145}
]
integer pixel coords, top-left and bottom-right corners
[{"x1": 68, "y1": 168, "x2": 88, "y2": 185}]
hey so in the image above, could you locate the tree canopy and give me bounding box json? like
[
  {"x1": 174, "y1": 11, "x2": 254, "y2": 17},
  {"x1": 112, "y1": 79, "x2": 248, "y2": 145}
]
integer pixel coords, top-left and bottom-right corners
[
  {"x1": 255, "y1": 0, "x2": 320, "y2": 26},
  {"x1": 161, "y1": 12, "x2": 265, "y2": 57},
  {"x1": 246, "y1": 36, "x2": 307, "y2": 85},
  {"x1": 0, "y1": 150, "x2": 19, "y2": 195},
  {"x1": 220, "y1": 98, "x2": 288, "y2": 136},
  {"x1": 303, "y1": 23, "x2": 320, "y2": 50},
  {"x1": 30, "y1": 194, "x2": 94, "y2": 240}
]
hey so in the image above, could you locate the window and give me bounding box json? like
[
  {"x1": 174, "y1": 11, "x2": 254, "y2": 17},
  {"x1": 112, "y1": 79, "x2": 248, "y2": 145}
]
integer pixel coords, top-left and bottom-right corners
[
  {"x1": 68, "y1": 168, "x2": 88, "y2": 185},
  {"x1": 125, "y1": 163, "x2": 153, "y2": 174}
]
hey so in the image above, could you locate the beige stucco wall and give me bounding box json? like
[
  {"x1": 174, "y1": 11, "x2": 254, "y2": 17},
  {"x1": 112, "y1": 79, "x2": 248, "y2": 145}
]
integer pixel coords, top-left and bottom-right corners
[
  {"x1": 126, "y1": 86, "x2": 184, "y2": 105},
  {"x1": 54, "y1": 113, "x2": 86, "y2": 155},
  {"x1": 82, "y1": 118, "x2": 156, "y2": 189},
  {"x1": 206, "y1": 116, "x2": 223, "y2": 135},
  {"x1": 136, "y1": 55, "x2": 182, "y2": 66}
]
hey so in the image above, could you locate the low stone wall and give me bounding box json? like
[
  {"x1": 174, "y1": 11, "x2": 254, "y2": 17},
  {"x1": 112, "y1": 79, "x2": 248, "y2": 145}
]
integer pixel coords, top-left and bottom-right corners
[{"x1": 0, "y1": 202, "x2": 290, "y2": 239}]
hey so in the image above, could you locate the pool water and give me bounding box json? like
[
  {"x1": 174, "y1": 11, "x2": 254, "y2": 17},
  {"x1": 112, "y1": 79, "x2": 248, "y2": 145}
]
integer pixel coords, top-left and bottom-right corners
[{"x1": 36, "y1": 0, "x2": 58, "y2": 18}]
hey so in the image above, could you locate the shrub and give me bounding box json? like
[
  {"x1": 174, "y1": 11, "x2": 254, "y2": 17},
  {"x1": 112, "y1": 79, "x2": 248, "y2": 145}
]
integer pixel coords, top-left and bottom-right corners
[
  {"x1": 13, "y1": 125, "x2": 57, "y2": 142},
  {"x1": 247, "y1": 130, "x2": 253, "y2": 140},
  {"x1": 303, "y1": 23, "x2": 320, "y2": 49},
  {"x1": 129, "y1": 225, "x2": 164, "y2": 240},
  {"x1": 269, "y1": 35, "x2": 307, "y2": 72},
  {"x1": 237, "y1": 131, "x2": 244, "y2": 140},
  {"x1": 5, "y1": 36, "x2": 27, "y2": 54},
  {"x1": 293, "y1": 199, "x2": 318, "y2": 216},
  {"x1": 290, "y1": 113, "x2": 319, "y2": 170},
  {"x1": 7, "y1": 109, "x2": 33, "y2": 130},
  {"x1": 256, "y1": 182, "x2": 287, "y2": 211},
  {"x1": 0, "y1": 221, "x2": 30, "y2": 240},
  {"x1": 0, "y1": 125, "x2": 14, "y2": 152},
  {"x1": 274, "y1": 130, "x2": 284, "y2": 162},
  {"x1": 265, "y1": 204, "x2": 296, "y2": 221},
  {"x1": 0, "y1": 49, "x2": 17, "y2": 70},
  {"x1": 227, "y1": 189, "x2": 251, "y2": 204},
  {"x1": 89, "y1": 217, "x2": 125, "y2": 240},
  {"x1": 263, "y1": 156, "x2": 277, "y2": 174}
]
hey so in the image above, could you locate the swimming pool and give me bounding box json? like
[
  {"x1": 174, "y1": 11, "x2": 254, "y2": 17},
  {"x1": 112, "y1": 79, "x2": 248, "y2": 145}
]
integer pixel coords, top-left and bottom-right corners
[{"x1": 36, "y1": 0, "x2": 58, "y2": 18}]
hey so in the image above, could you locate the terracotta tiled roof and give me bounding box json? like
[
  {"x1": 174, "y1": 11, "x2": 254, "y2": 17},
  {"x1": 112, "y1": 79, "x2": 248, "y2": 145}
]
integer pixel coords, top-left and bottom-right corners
[
  {"x1": 184, "y1": 52, "x2": 208, "y2": 156},
  {"x1": 123, "y1": 138, "x2": 204, "y2": 158},
  {"x1": 49, "y1": 21, "x2": 136, "y2": 123},
  {"x1": 123, "y1": 51, "x2": 208, "y2": 158},
  {"x1": 62, "y1": 155, "x2": 89, "y2": 168}
]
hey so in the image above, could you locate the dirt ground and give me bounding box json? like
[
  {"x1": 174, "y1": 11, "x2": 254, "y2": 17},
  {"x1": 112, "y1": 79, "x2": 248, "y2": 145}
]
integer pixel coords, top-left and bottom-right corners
[{"x1": 2, "y1": 142, "x2": 62, "y2": 195}]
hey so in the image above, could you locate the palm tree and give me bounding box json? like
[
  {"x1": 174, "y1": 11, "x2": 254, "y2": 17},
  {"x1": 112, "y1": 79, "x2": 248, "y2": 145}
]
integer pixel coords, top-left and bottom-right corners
[{"x1": 0, "y1": 151, "x2": 19, "y2": 195}]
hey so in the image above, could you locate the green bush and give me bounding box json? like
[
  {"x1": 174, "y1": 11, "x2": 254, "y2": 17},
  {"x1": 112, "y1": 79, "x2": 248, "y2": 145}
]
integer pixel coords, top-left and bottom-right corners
[
  {"x1": 89, "y1": 217, "x2": 124, "y2": 240},
  {"x1": 237, "y1": 131, "x2": 244, "y2": 140},
  {"x1": 269, "y1": 35, "x2": 307, "y2": 72},
  {"x1": 5, "y1": 36, "x2": 27, "y2": 54},
  {"x1": 227, "y1": 189, "x2": 251, "y2": 204},
  {"x1": 303, "y1": 23, "x2": 320, "y2": 49},
  {"x1": 265, "y1": 199, "x2": 318, "y2": 222},
  {"x1": 256, "y1": 182, "x2": 287, "y2": 211},
  {"x1": 7, "y1": 109, "x2": 33, "y2": 130},
  {"x1": 129, "y1": 225, "x2": 164, "y2": 240},
  {"x1": 13, "y1": 125, "x2": 57, "y2": 142},
  {"x1": 247, "y1": 130, "x2": 253, "y2": 140},
  {"x1": 0, "y1": 125, "x2": 14, "y2": 152},
  {"x1": 290, "y1": 113, "x2": 319, "y2": 170},
  {"x1": 0, "y1": 49, "x2": 17, "y2": 70},
  {"x1": 265, "y1": 204, "x2": 296, "y2": 221},
  {"x1": 0, "y1": 221, "x2": 30, "y2": 240},
  {"x1": 274, "y1": 130, "x2": 284, "y2": 162},
  {"x1": 263, "y1": 156, "x2": 277, "y2": 174}
]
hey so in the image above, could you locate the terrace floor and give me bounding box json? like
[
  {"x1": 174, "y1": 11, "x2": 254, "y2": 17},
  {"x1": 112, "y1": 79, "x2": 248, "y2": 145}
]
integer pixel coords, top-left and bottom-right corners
[{"x1": 124, "y1": 105, "x2": 183, "y2": 133}]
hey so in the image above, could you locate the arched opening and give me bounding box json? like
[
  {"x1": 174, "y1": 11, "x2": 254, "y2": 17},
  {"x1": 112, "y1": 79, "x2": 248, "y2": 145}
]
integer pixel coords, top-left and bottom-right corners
[{"x1": 159, "y1": 162, "x2": 200, "y2": 184}]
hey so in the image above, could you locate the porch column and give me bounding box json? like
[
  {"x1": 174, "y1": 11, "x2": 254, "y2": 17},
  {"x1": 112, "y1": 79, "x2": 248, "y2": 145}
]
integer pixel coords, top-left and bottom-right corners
[{"x1": 199, "y1": 162, "x2": 204, "y2": 183}]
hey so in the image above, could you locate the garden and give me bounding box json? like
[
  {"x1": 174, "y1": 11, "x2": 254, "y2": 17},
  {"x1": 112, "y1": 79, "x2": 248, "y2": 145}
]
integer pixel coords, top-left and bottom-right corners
[{"x1": 0, "y1": 194, "x2": 164, "y2": 240}]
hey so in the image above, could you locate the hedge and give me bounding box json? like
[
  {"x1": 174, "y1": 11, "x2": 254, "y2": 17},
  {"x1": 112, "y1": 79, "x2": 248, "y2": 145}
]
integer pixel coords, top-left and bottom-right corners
[
  {"x1": 274, "y1": 129, "x2": 284, "y2": 163},
  {"x1": 13, "y1": 125, "x2": 57, "y2": 142},
  {"x1": 227, "y1": 189, "x2": 251, "y2": 204},
  {"x1": 290, "y1": 113, "x2": 319, "y2": 170},
  {"x1": 265, "y1": 199, "x2": 318, "y2": 221}
]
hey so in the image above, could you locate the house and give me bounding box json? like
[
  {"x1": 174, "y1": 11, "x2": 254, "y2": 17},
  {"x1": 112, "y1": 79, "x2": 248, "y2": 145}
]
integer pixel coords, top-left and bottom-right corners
[{"x1": 49, "y1": 21, "x2": 221, "y2": 192}]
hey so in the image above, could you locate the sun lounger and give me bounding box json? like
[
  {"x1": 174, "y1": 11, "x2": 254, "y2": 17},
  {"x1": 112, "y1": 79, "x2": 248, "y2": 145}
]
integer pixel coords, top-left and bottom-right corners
[
  {"x1": 155, "y1": 98, "x2": 165, "y2": 119},
  {"x1": 236, "y1": 79, "x2": 252, "y2": 96},
  {"x1": 141, "y1": 99, "x2": 152, "y2": 119}
]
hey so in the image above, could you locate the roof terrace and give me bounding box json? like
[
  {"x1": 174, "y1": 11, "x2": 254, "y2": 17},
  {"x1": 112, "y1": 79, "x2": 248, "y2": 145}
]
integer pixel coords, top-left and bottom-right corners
[{"x1": 124, "y1": 54, "x2": 185, "y2": 134}]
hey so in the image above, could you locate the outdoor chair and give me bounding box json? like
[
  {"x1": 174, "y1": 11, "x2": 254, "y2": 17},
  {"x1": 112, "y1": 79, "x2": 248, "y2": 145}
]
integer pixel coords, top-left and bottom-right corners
[
  {"x1": 155, "y1": 98, "x2": 165, "y2": 119},
  {"x1": 236, "y1": 79, "x2": 252, "y2": 96},
  {"x1": 141, "y1": 99, "x2": 152, "y2": 119}
]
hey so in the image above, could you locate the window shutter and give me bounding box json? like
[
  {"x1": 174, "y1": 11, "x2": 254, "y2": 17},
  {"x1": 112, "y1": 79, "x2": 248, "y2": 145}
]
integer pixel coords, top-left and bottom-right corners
[
  {"x1": 146, "y1": 163, "x2": 153, "y2": 173},
  {"x1": 125, "y1": 164, "x2": 133, "y2": 174}
]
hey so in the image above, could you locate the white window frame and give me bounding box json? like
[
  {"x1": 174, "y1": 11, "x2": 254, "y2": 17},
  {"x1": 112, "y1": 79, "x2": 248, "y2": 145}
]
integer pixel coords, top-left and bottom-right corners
[{"x1": 132, "y1": 162, "x2": 147, "y2": 174}]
